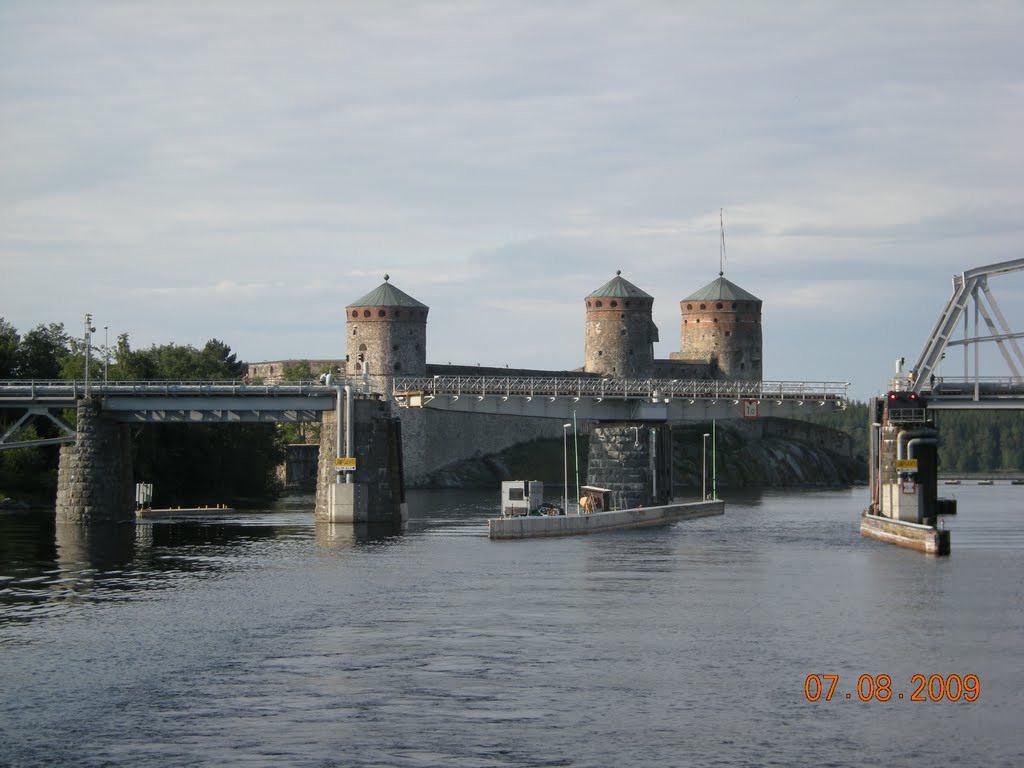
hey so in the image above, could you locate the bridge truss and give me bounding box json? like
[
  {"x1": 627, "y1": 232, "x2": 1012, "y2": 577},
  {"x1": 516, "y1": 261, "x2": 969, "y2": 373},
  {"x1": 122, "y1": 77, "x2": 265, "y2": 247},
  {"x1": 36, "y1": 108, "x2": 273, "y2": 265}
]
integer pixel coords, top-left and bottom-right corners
[
  {"x1": 0, "y1": 380, "x2": 341, "y2": 451},
  {"x1": 906, "y1": 257, "x2": 1024, "y2": 408}
]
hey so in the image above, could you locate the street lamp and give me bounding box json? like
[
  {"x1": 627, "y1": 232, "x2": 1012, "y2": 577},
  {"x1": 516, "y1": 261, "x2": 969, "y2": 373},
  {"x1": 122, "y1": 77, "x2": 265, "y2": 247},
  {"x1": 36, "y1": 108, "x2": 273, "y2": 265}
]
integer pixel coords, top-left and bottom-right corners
[
  {"x1": 103, "y1": 325, "x2": 109, "y2": 383},
  {"x1": 702, "y1": 432, "x2": 711, "y2": 500},
  {"x1": 84, "y1": 314, "x2": 96, "y2": 397},
  {"x1": 563, "y1": 423, "x2": 572, "y2": 513}
]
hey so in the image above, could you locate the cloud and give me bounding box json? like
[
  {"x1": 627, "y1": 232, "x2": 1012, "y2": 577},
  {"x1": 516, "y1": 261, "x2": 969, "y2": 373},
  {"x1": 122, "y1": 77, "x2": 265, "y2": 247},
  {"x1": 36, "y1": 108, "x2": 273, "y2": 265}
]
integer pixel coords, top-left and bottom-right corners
[{"x1": 2, "y1": 1, "x2": 1023, "y2": 402}]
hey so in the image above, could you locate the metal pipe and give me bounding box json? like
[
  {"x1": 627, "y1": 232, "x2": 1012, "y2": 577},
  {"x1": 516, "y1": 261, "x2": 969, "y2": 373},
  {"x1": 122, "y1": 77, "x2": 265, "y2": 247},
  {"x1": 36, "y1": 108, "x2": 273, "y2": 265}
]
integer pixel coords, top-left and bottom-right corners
[
  {"x1": 906, "y1": 436, "x2": 937, "y2": 461},
  {"x1": 897, "y1": 428, "x2": 937, "y2": 461},
  {"x1": 344, "y1": 384, "x2": 353, "y2": 484},
  {"x1": 335, "y1": 382, "x2": 343, "y2": 484}
]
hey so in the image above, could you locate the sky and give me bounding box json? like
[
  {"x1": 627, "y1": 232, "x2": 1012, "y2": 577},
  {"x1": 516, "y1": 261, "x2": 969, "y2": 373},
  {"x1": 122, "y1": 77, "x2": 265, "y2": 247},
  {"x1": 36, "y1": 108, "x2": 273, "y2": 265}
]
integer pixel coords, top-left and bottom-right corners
[{"x1": 2, "y1": 1, "x2": 1022, "y2": 401}]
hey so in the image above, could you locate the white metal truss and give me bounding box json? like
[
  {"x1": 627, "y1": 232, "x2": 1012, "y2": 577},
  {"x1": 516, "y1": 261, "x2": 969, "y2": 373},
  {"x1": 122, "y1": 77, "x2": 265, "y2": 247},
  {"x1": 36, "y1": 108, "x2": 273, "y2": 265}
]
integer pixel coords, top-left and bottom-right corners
[{"x1": 910, "y1": 258, "x2": 1024, "y2": 398}]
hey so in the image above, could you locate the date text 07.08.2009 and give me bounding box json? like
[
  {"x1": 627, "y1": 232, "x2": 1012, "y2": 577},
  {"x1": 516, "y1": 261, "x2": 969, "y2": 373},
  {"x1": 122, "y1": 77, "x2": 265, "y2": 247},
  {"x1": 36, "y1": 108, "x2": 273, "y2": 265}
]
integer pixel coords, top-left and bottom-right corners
[{"x1": 804, "y1": 674, "x2": 979, "y2": 702}]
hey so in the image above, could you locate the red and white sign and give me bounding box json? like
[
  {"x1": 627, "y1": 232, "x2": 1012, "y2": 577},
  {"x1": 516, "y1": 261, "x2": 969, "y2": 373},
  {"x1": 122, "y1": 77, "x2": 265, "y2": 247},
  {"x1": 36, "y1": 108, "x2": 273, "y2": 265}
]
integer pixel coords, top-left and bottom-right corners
[
  {"x1": 901, "y1": 479, "x2": 917, "y2": 495},
  {"x1": 742, "y1": 399, "x2": 759, "y2": 419}
]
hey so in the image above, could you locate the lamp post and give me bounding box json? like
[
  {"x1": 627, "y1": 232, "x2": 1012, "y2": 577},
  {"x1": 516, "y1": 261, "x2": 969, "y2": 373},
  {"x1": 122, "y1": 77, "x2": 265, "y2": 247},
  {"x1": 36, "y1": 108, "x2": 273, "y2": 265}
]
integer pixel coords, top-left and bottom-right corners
[
  {"x1": 103, "y1": 325, "x2": 109, "y2": 383},
  {"x1": 83, "y1": 314, "x2": 96, "y2": 397},
  {"x1": 702, "y1": 432, "x2": 711, "y2": 500},
  {"x1": 563, "y1": 423, "x2": 572, "y2": 513}
]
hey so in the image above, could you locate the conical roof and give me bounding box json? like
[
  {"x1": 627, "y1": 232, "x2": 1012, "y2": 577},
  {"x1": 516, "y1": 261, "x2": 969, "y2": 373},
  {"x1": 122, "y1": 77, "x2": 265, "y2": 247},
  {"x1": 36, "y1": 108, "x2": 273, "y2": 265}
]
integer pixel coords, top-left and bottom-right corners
[
  {"x1": 348, "y1": 274, "x2": 427, "y2": 308},
  {"x1": 587, "y1": 270, "x2": 652, "y2": 299},
  {"x1": 683, "y1": 276, "x2": 760, "y2": 303}
]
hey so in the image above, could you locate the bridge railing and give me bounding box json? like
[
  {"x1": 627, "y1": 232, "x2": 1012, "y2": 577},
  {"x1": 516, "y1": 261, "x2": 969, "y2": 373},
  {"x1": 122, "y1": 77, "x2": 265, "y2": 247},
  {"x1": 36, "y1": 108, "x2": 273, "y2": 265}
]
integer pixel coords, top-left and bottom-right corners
[
  {"x1": 394, "y1": 376, "x2": 849, "y2": 402},
  {"x1": 926, "y1": 376, "x2": 1024, "y2": 397},
  {"x1": 0, "y1": 379, "x2": 341, "y2": 402}
]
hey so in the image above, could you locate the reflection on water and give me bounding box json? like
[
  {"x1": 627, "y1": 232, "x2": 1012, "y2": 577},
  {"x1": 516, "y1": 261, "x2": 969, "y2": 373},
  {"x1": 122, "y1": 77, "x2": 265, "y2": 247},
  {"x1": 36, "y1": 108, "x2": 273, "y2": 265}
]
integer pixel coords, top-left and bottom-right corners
[
  {"x1": 315, "y1": 521, "x2": 405, "y2": 549},
  {"x1": 1, "y1": 487, "x2": 1023, "y2": 768}
]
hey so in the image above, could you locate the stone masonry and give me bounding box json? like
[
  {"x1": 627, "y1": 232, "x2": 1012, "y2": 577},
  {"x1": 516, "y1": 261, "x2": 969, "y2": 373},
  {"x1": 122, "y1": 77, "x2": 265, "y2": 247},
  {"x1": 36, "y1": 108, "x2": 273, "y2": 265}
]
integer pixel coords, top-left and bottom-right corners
[
  {"x1": 56, "y1": 399, "x2": 134, "y2": 524},
  {"x1": 315, "y1": 395, "x2": 405, "y2": 525},
  {"x1": 586, "y1": 422, "x2": 673, "y2": 509}
]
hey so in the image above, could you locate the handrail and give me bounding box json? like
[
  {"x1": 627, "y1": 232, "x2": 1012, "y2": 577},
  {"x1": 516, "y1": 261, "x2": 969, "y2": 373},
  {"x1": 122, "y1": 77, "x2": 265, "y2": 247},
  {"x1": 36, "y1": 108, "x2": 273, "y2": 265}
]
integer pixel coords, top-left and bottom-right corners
[
  {"x1": 394, "y1": 376, "x2": 850, "y2": 401},
  {"x1": 0, "y1": 379, "x2": 344, "y2": 401}
]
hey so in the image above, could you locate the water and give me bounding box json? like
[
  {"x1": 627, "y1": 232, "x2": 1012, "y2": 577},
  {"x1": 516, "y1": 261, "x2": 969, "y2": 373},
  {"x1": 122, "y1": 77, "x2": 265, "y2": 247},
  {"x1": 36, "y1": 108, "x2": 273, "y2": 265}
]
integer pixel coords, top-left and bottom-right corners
[{"x1": 1, "y1": 486, "x2": 1022, "y2": 767}]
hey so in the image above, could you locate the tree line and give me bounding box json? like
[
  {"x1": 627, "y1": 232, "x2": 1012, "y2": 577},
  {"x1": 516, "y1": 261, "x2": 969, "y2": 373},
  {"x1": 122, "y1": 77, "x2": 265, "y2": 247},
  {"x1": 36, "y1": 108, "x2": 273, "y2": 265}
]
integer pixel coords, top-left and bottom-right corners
[
  {"x1": 794, "y1": 398, "x2": 1024, "y2": 473},
  {"x1": 1, "y1": 318, "x2": 282, "y2": 507}
]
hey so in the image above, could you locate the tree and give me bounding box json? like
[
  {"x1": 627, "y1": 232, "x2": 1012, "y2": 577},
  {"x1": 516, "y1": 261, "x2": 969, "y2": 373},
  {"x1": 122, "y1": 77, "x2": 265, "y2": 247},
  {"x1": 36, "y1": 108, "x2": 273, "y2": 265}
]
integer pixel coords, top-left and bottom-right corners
[
  {"x1": 0, "y1": 318, "x2": 19, "y2": 378},
  {"x1": 14, "y1": 322, "x2": 69, "y2": 379}
]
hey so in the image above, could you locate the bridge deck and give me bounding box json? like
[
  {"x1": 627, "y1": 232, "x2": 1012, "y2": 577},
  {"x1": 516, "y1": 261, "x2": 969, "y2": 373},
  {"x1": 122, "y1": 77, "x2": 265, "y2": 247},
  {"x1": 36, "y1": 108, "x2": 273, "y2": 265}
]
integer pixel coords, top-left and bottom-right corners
[{"x1": 393, "y1": 376, "x2": 849, "y2": 421}]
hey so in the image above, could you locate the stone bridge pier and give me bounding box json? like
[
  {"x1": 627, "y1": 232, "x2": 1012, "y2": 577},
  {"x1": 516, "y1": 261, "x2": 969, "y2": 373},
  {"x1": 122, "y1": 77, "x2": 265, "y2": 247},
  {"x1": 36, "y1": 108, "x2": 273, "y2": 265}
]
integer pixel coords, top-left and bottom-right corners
[
  {"x1": 56, "y1": 399, "x2": 135, "y2": 524},
  {"x1": 315, "y1": 396, "x2": 406, "y2": 527},
  {"x1": 586, "y1": 422, "x2": 673, "y2": 509}
]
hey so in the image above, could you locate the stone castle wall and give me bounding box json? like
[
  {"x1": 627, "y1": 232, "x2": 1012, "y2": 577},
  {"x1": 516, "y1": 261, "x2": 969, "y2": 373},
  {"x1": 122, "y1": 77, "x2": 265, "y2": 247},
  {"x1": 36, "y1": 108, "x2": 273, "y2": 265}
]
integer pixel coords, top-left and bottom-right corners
[
  {"x1": 347, "y1": 304, "x2": 428, "y2": 394},
  {"x1": 583, "y1": 298, "x2": 656, "y2": 377},
  {"x1": 679, "y1": 298, "x2": 762, "y2": 380}
]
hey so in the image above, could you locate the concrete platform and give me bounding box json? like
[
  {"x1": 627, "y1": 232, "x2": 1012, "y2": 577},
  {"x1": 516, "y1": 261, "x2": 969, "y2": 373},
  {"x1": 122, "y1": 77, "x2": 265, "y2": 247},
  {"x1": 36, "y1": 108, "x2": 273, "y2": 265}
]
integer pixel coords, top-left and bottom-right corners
[
  {"x1": 136, "y1": 505, "x2": 234, "y2": 518},
  {"x1": 860, "y1": 512, "x2": 950, "y2": 555},
  {"x1": 488, "y1": 499, "x2": 724, "y2": 540}
]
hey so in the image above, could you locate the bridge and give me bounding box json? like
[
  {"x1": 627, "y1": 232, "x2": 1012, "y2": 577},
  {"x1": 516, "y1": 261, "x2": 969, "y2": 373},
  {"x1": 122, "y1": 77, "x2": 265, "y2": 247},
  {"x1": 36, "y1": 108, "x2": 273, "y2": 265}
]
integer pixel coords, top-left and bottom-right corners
[
  {"x1": 0, "y1": 380, "x2": 341, "y2": 450},
  {"x1": 393, "y1": 376, "x2": 849, "y2": 420},
  {"x1": 865, "y1": 257, "x2": 1024, "y2": 555},
  {"x1": 902, "y1": 256, "x2": 1024, "y2": 408}
]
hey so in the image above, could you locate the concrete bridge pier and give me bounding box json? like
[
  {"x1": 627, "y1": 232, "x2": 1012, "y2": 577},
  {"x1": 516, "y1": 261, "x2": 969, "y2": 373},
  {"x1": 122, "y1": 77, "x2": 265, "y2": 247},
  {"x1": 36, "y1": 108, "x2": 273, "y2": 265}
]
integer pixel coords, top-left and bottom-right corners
[
  {"x1": 586, "y1": 422, "x2": 673, "y2": 509},
  {"x1": 55, "y1": 399, "x2": 135, "y2": 524},
  {"x1": 315, "y1": 395, "x2": 406, "y2": 526}
]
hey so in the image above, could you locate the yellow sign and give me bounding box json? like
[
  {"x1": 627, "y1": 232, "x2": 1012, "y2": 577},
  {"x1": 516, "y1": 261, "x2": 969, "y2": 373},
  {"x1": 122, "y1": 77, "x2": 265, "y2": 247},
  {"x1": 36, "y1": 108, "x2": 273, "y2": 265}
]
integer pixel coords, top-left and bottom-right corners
[
  {"x1": 895, "y1": 459, "x2": 918, "y2": 470},
  {"x1": 335, "y1": 457, "x2": 357, "y2": 469}
]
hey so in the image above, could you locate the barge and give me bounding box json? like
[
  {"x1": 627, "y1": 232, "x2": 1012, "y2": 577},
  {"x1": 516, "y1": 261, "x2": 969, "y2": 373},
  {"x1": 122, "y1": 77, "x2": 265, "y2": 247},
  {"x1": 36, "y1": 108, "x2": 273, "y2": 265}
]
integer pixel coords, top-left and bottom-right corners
[{"x1": 490, "y1": 481, "x2": 723, "y2": 540}]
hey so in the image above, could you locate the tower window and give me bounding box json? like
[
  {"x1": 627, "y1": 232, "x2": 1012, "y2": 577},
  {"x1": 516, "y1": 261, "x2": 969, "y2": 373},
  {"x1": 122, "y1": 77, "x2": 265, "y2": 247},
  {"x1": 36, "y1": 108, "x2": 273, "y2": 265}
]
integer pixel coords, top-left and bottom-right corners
[
  {"x1": 687, "y1": 303, "x2": 693, "y2": 310},
  {"x1": 363, "y1": 310, "x2": 371, "y2": 318},
  {"x1": 395, "y1": 310, "x2": 402, "y2": 319},
  {"x1": 731, "y1": 302, "x2": 737, "y2": 310},
  {"x1": 352, "y1": 310, "x2": 358, "y2": 318},
  {"x1": 700, "y1": 303, "x2": 706, "y2": 310},
  {"x1": 359, "y1": 344, "x2": 367, "y2": 352},
  {"x1": 716, "y1": 302, "x2": 723, "y2": 310},
  {"x1": 610, "y1": 300, "x2": 618, "y2": 308},
  {"x1": 595, "y1": 300, "x2": 603, "y2": 308},
  {"x1": 378, "y1": 309, "x2": 386, "y2": 318}
]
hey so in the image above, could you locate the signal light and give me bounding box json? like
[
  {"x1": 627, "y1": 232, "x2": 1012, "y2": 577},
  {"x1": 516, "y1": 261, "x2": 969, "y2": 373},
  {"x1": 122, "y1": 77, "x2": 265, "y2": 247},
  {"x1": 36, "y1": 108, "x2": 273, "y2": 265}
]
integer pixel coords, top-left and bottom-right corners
[{"x1": 888, "y1": 393, "x2": 897, "y2": 400}]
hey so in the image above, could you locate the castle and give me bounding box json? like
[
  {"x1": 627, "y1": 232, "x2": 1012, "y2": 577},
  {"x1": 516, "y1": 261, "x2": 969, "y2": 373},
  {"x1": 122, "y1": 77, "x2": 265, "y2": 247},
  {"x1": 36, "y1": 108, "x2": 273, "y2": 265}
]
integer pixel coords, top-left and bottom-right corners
[{"x1": 249, "y1": 269, "x2": 763, "y2": 486}]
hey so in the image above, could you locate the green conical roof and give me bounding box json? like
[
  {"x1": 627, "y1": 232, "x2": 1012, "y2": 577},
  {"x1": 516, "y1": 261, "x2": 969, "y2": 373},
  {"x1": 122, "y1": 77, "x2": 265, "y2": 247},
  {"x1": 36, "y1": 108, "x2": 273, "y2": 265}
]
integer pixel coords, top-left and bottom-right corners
[
  {"x1": 587, "y1": 271, "x2": 652, "y2": 299},
  {"x1": 348, "y1": 275, "x2": 427, "y2": 308},
  {"x1": 683, "y1": 276, "x2": 760, "y2": 303}
]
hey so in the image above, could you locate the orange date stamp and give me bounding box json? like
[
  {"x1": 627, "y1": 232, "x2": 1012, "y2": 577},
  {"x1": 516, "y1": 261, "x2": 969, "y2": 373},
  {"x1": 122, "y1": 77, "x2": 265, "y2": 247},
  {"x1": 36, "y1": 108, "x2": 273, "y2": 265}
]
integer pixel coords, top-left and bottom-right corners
[{"x1": 804, "y1": 674, "x2": 980, "y2": 702}]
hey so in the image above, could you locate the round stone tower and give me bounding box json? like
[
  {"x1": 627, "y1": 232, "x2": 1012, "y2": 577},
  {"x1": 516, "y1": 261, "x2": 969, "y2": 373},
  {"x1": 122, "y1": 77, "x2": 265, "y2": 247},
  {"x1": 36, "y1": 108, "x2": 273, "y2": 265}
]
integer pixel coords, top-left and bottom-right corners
[
  {"x1": 346, "y1": 274, "x2": 428, "y2": 394},
  {"x1": 584, "y1": 271, "x2": 658, "y2": 377},
  {"x1": 679, "y1": 274, "x2": 762, "y2": 381}
]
